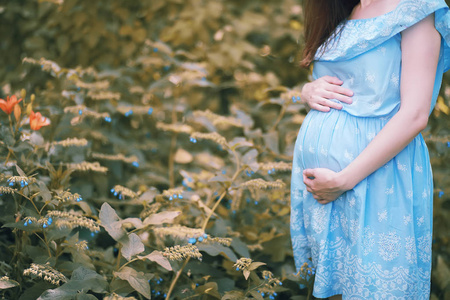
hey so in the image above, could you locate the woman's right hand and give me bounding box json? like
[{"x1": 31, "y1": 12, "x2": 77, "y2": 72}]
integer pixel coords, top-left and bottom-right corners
[{"x1": 301, "y1": 76, "x2": 354, "y2": 112}]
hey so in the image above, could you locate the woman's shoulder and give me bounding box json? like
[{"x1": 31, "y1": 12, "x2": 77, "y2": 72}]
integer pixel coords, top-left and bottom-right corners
[{"x1": 316, "y1": 0, "x2": 450, "y2": 67}]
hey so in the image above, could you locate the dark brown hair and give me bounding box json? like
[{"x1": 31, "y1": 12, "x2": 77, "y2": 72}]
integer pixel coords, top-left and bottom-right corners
[{"x1": 301, "y1": 0, "x2": 359, "y2": 67}]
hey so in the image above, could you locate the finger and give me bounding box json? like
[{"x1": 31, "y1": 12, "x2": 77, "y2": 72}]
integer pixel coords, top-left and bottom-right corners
[
  {"x1": 303, "y1": 169, "x2": 315, "y2": 179},
  {"x1": 306, "y1": 186, "x2": 313, "y2": 193},
  {"x1": 318, "y1": 99, "x2": 343, "y2": 110},
  {"x1": 331, "y1": 85, "x2": 354, "y2": 97},
  {"x1": 309, "y1": 103, "x2": 331, "y2": 112},
  {"x1": 323, "y1": 76, "x2": 343, "y2": 85},
  {"x1": 333, "y1": 94, "x2": 353, "y2": 105}
]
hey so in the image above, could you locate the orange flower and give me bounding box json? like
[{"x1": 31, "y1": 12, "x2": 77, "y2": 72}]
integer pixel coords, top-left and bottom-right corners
[
  {"x1": 30, "y1": 111, "x2": 50, "y2": 130},
  {"x1": 0, "y1": 95, "x2": 22, "y2": 115}
]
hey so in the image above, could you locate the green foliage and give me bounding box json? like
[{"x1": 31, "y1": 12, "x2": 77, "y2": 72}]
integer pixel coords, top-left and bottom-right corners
[{"x1": 0, "y1": 0, "x2": 449, "y2": 299}]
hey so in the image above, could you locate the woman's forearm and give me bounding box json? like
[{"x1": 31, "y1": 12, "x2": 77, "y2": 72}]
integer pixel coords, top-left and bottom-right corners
[{"x1": 339, "y1": 109, "x2": 427, "y2": 190}]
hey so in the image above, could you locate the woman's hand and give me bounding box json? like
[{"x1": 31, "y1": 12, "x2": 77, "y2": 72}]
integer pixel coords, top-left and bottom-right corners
[
  {"x1": 302, "y1": 76, "x2": 353, "y2": 112},
  {"x1": 302, "y1": 168, "x2": 352, "y2": 205}
]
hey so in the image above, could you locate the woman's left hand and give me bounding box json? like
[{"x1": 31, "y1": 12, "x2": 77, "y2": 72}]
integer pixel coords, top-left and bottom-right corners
[{"x1": 302, "y1": 168, "x2": 350, "y2": 205}]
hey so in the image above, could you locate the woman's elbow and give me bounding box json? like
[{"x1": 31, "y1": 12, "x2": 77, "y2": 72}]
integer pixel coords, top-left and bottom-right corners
[{"x1": 398, "y1": 108, "x2": 430, "y2": 132}]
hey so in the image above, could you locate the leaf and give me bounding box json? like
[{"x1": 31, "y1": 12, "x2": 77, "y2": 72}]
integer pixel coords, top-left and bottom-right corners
[
  {"x1": 0, "y1": 278, "x2": 19, "y2": 289},
  {"x1": 228, "y1": 137, "x2": 253, "y2": 150},
  {"x1": 243, "y1": 269, "x2": 250, "y2": 280},
  {"x1": 121, "y1": 233, "x2": 145, "y2": 261},
  {"x1": 242, "y1": 149, "x2": 259, "y2": 172},
  {"x1": 138, "y1": 251, "x2": 172, "y2": 271},
  {"x1": 208, "y1": 174, "x2": 230, "y2": 183},
  {"x1": 263, "y1": 131, "x2": 279, "y2": 154},
  {"x1": 143, "y1": 211, "x2": 181, "y2": 225},
  {"x1": 37, "y1": 181, "x2": 52, "y2": 202},
  {"x1": 249, "y1": 290, "x2": 264, "y2": 300},
  {"x1": 38, "y1": 267, "x2": 108, "y2": 300},
  {"x1": 15, "y1": 164, "x2": 27, "y2": 177},
  {"x1": 119, "y1": 218, "x2": 144, "y2": 230},
  {"x1": 139, "y1": 189, "x2": 157, "y2": 203},
  {"x1": 114, "y1": 267, "x2": 151, "y2": 299},
  {"x1": 99, "y1": 202, "x2": 126, "y2": 241},
  {"x1": 197, "y1": 244, "x2": 237, "y2": 262},
  {"x1": 247, "y1": 262, "x2": 266, "y2": 271},
  {"x1": 195, "y1": 282, "x2": 221, "y2": 299},
  {"x1": 230, "y1": 238, "x2": 250, "y2": 258},
  {"x1": 174, "y1": 148, "x2": 193, "y2": 164}
]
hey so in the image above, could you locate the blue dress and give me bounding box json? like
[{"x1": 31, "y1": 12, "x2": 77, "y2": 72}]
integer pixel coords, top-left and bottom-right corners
[{"x1": 290, "y1": 0, "x2": 450, "y2": 298}]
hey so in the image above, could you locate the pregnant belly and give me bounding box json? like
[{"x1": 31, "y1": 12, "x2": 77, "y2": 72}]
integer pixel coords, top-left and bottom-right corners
[{"x1": 293, "y1": 109, "x2": 393, "y2": 171}]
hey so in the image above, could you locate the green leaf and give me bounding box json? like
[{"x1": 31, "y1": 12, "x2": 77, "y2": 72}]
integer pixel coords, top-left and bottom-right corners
[
  {"x1": 0, "y1": 278, "x2": 19, "y2": 289},
  {"x1": 114, "y1": 267, "x2": 151, "y2": 299},
  {"x1": 197, "y1": 244, "x2": 237, "y2": 262},
  {"x1": 138, "y1": 251, "x2": 172, "y2": 271},
  {"x1": 121, "y1": 233, "x2": 144, "y2": 261}
]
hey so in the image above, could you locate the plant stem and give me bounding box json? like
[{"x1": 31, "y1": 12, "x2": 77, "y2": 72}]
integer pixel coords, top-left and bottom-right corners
[
  {"x1": 166, "y1": 259, "x2": 189, "y2": 300},
  {"x1": 165, "y1": 149, "x2": 243, "y2": 299},
  {"x1": 270, "y1": 103, "x2": 287, "y2": 132},
  {"x1": 168, "y1": 132, "x2": 178, "y2": 188}
]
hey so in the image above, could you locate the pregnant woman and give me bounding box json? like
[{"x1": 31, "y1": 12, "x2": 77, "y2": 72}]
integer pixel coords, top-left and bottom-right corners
[{"x1": 290, "y1": 0, "x2": 450, "y2": 298}]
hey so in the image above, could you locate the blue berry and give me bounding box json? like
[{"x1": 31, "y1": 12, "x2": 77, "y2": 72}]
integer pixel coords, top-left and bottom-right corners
[
  {"x1": 153, "y1": 48, "x2": 158, "y2": 52},
  {"x1": 273, "y1": 293, "x2": 277, "y2": 296},
  {"x1": 24, "y1": 222, "x2": 28, "y2": 226},
  {"x1": 190, "y1": 137, "x2": 197, "y2": 143},
  {"x1": 236, "y1": 267, "x2": 239, "y2": 271},
  {"x1": 188, "y1": 237, "x2": 197, "y2": 244},
  {"x1": 104, "y1": 116, "x2": 112, "y2": 122},
  {"x1": 261, "y1": 293, "x2": 265, "y2": 297},
  {"x1": 125, "y1": 110, "x2": 133, "y2": 117},
  {"x1": 173, "y1": 194, "x2": 178, "y2": 199},
  {"x1": 169, "y1": 196, "x2": 173, "y2": 201},
  {"x1": 148, "y1": 108, "x2": 153, "y2": 115},
  {"x1": 222, "y1": 170, "x2": 226, "y2": 174},
  {"x1": 118, "y1": 194, "x2": 122, "y2": 200},
  {"x1": 439, "y1": 191, "x2": 444, "y2": 198},
  {"x1": 198, "y1": 237, "x2": 204, "y2": 242},
  {"x1": 255, "y1": 201, "x2": 259, "y2": 205},
  {"x1": 43, "y1": 223, "x2": 48, "y2": 228},
  {"x1": 132, "y1": 161, "x2": 139, "y2": 167},
  {"x1": 203, "y1": 234, "x2": 208, "y2": 238},
  {"x1": 78, "y1": 110, "x2": 83, "y2": 115},
  {"x1": 9, "y1": 182, "x2": 14, "y2": 187},
  {"x1": 48, "y1": 217, "x2": 53, "y2": 225},
  {"x1": 110, "y1": 188, "x2": 115, "y2": 193},
  {"x1": 178, "y1": 194, "x2": 183, "y2": 199},
  {"x1": 28, "y1": 219, "x2": 32, "y2": 224}
]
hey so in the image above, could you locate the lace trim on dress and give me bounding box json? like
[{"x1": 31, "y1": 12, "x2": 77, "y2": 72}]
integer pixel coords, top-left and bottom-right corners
[{"x1": 315, "y1": 0, "x2": 450, "y2": 71}]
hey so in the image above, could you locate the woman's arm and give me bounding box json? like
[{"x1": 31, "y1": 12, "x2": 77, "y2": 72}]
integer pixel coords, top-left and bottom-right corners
[{"x1": 303, "y1": 14, "x2": 441, "y2": 204}]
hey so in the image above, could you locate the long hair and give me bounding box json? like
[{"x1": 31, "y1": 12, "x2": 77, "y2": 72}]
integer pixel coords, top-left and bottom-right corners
[{"x1": 301, "y1": 0, "x2": 359, "y2": 67}]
